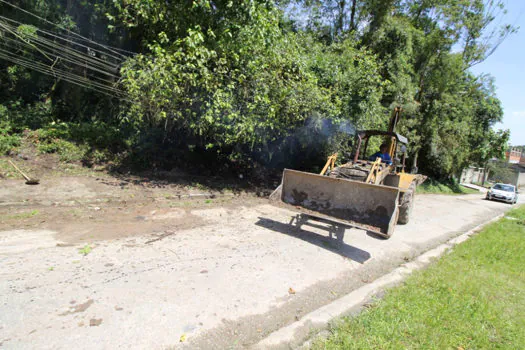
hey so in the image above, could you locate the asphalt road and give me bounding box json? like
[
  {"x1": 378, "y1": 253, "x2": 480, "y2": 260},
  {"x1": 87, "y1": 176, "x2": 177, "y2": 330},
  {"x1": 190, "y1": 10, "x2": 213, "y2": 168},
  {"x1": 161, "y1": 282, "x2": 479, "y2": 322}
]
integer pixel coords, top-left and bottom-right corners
[{"x1": 0, "y1": 192, "x2": 521, "y2": 349}]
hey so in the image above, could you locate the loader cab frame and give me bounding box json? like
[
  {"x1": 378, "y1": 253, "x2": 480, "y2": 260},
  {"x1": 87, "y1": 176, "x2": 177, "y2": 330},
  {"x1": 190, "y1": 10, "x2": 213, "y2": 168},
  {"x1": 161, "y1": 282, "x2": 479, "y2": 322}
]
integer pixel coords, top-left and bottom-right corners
[{"x1": 353, "y1": 130, "x2": 408, "y2": 172}]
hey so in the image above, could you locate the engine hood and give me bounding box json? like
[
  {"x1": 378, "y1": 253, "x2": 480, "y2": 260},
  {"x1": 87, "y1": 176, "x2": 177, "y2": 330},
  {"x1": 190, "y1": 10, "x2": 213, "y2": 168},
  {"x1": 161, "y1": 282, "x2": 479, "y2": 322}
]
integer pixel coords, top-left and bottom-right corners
[{"x1": 490, "y1": 189, "x2": 514, "y2": 197}]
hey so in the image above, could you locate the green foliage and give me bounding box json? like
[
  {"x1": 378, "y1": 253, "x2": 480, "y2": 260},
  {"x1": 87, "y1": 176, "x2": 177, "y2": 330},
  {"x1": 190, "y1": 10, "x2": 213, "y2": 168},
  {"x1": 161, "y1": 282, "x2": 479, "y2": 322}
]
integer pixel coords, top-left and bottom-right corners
[
  {"x1": 487, "y1": 160, "x2": 517, "y2": 185},
  {"x1": 16, "y1": 24, "x2": 38, "y2": 40},
  {"x1": 37, "y1": 138, "x2": 86, "y2": 163},
  {"x1": 416, "y1": 178, "x2": 479, "y2": 195},
  {"x1": 0, "y1": 134, "x2": 20, "y2": 155},
  {"x1": 18, "y1": 121, "x2": 126, "y2": 164},
  {"x1": 78, "y1": 245, "x2": 92, "y2": 256},
  {"x1": 120, "y1": 27, "x2": 334, "y2": 157},
  {"x1": 0, "y1": 121, "x2": 21, "y2": 155},
  {"x1": 118, "y1": 7, "x2": 387, "y2": 168},
  {"x1": 1, "y1": 100, "x2": 55, "y2": 132},
  {"x1": 0, "y1": 0, "x2": 515, "y2": 177},
  {"x1": 313, "y1": 205, "x2": 525, "y2": 349}
]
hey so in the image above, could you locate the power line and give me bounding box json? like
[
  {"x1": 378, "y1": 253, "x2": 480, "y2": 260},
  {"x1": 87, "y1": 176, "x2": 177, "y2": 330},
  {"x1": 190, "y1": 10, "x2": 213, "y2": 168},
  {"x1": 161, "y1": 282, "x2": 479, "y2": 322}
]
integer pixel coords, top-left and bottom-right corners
[
  {"x1": 0, "y1": 35, "x2": 121, "y2": 80},
  {"x1": 0, "y1": 5, "x2": 133, "y2": 99},
  {"x1": 0, "y1": 20, "x2": 54, "y2": 62},
  {"x1": 0, "y1": 0, "x2": 134, "y2": 59},
  {"x1": 0, "y1": 29, "x2": 121, "y2": 82},
  {"x1": 30, "y1": 35, "x2": 120, "y2": 72},
  {"x1": 0, "y1": 47, "x2": 128, "y2": 98},
  {"x1": 0, "y1": 15, "x2": 125, "y2": 65}
]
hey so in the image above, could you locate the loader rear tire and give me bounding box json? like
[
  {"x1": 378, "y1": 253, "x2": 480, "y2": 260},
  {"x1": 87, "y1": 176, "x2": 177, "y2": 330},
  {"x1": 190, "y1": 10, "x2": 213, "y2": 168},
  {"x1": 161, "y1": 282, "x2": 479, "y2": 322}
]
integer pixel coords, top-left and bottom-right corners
[
  {"x1": 398, "y1": 182, "x2": 416, "y2": 225},
  {"x1": 330, "y1": 166, "x2": 368, "y2": 181}
]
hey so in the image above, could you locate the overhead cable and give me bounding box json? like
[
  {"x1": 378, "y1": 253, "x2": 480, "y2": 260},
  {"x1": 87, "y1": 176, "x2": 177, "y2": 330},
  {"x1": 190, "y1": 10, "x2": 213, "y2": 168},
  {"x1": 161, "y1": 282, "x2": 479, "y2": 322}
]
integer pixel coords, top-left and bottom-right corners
[
  {"x1": 0, "y1": 0, "x2": 133, "y2": 59},
  {"x1": 0, "y1": 15, "x2": 124, "y2": 65},
  {"x1": 0, "y1": 48, "x2": 127, "y2": 98}
]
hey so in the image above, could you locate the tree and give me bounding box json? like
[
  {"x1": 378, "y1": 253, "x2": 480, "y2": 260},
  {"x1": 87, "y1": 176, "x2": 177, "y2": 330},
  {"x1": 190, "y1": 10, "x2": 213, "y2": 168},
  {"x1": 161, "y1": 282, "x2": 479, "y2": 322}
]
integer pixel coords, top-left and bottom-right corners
[{"x1": 0, "y1": 0, "x2": 516, "y2": 177}]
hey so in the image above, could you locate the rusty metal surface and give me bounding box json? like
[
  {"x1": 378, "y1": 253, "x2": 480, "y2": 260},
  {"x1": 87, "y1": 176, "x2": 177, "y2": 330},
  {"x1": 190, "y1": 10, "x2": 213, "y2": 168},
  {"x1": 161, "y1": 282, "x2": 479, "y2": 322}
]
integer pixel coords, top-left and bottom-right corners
[{"x1": 280, "y1": 169, "x2": 400, "y2": 237}]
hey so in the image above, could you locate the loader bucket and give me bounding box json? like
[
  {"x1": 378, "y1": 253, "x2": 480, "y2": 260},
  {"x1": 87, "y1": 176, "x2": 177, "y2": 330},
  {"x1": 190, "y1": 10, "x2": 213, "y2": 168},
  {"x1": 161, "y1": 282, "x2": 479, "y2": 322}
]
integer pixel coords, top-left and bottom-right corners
[{"x1": 279, "y1": 169, "x2": 400, "y2": 237}]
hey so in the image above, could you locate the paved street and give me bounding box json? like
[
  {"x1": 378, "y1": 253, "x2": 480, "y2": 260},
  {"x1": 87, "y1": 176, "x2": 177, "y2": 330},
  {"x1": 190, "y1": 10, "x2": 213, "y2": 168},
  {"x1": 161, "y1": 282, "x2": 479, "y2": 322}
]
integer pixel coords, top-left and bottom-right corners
[{"x1": 0, "y1": 189, "x2": 520, "y2": 349}]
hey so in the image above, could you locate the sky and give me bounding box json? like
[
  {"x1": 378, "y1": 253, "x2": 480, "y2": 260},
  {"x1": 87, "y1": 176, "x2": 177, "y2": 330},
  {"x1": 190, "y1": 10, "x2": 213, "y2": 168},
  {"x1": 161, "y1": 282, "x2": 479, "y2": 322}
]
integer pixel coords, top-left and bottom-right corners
[{"x1": 470, "y1": 0, "x2": 525, "y2": 146}]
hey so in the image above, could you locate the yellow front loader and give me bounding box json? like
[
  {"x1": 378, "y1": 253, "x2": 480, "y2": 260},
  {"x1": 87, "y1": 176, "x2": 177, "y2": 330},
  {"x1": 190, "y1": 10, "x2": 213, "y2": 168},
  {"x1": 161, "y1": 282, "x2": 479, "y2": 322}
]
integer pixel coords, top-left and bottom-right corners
[{"x1": 271, "y1": 108, "x2": 426, "y2": 238}]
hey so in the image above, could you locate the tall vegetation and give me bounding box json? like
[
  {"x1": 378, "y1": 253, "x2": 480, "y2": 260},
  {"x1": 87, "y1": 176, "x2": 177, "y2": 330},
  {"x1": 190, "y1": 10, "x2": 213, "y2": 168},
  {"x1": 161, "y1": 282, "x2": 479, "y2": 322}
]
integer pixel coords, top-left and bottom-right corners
[{"x1": 0, "y1": 0, "x2": 513, "y2": 178}]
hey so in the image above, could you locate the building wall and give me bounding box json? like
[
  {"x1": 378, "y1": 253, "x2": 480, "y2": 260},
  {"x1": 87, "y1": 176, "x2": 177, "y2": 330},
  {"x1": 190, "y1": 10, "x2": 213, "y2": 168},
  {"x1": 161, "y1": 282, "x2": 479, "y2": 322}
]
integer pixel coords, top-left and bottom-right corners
[
  {"x1": 519, "y1": 173, "x2": 525, "y2": 188},
  {"x1": 460, "y1": 167, "x2": 487, "y2": 184},
  {"x1": 516, "y1": 165, "x2": 525, "y2": 188},
  {"x1": 506, "y1": 148, "x2": 522, "y2": 164}
]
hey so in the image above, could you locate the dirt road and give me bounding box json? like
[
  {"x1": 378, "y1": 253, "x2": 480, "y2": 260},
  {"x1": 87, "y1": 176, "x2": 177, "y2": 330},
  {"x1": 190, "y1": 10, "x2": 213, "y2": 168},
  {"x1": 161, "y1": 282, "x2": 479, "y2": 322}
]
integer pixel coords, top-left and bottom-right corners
[{"x1": 0, "y1": 176, "x2": 519, "y2": 349}]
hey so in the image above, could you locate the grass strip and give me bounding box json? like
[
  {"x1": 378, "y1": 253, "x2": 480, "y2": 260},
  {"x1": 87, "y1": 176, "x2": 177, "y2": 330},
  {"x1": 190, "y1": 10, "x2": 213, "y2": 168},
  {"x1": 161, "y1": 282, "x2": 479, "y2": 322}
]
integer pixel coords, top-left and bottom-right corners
[
  {"x1": 313, "y1": 205, "x2": 525, "y2": 349},
  {"x1": 417, "y1": 178, "x2": 479, "y2": 195}
]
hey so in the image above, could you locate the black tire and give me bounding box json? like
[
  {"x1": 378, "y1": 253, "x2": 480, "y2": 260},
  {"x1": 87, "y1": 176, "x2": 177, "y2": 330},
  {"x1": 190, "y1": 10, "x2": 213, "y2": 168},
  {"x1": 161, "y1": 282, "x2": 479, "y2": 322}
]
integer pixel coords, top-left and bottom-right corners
[
  {"x1": 330, "y1": 166, "x2": 368, "y2": 181},
  {"x1": 398, "y1": 182, "x2": 416, "y2": 225}
]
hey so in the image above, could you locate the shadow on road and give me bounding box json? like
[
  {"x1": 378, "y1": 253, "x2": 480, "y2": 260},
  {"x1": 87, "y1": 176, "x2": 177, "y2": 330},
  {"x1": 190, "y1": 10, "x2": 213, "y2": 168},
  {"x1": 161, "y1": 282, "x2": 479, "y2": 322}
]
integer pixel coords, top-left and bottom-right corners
[{"x1": 255, "y1": 215, "x2": 372, "y2": 264}]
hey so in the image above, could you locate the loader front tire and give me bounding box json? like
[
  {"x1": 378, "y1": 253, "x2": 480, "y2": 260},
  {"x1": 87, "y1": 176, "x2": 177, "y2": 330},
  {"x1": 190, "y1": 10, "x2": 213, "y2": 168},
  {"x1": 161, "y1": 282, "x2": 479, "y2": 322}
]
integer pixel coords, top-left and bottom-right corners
[
  {"x1": 398, "y1": 182, "x2": 416, "y2": 225},
  {"x1": 330, "y1": 166, "x2": 368, "y2": 181}
]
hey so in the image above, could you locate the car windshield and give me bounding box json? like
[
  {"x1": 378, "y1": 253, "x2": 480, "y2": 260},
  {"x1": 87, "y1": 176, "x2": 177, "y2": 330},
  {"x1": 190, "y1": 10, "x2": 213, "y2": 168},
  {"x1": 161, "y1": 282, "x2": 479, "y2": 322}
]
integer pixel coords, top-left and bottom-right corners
[{"x1": 493, "y1": 184, "x2": 514, "y2": 192}]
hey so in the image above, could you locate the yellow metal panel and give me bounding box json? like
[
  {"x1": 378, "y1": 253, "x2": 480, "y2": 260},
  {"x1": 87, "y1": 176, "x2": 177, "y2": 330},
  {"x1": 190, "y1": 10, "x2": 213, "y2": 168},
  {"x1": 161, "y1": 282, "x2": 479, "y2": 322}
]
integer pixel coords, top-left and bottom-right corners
[
  {"x1": 320, "y1": 153, "x2": 338, "y2": 175},
  {"x1": 387, "y1": 137, "x2": 396, "y2": 158},
  {"x1": 398, "y1": 172, "x2": 417, "y2": 190}
]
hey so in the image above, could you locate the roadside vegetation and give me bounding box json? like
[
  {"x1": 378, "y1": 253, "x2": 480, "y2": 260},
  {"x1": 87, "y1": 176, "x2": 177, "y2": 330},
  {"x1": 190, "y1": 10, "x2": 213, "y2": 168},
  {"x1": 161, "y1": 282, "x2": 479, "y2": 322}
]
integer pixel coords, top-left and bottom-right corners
[
  {"x1": 471, "y1": 181, "x2": 492, "y2": 189},
  {"x1": 0, "y1": 1, "x2": 514, "y2": 181},
  {"x1": 417, "y1": 178, "x2": 480, "y2": 195},
  {"x1": 313, "y1": 205, "x2": 525, "y2": 349}
]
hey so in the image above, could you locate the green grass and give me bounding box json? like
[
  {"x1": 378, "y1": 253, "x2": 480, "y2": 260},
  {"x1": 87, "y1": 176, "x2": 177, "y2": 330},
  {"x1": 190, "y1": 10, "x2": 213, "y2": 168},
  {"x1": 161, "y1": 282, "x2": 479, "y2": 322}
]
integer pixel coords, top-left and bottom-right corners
[
  {"x1": 78, "y1": 245, "x2": 92, "y2": 256},
  {"x1": 4, "y1": 210, "x2": 39, "y2": 220},
  {"x1": 417, "y1": 178, "x2": 479, "y2": 195},
  {"x1": 313, "y1": 205, "x2": 525, "y2": 350}
]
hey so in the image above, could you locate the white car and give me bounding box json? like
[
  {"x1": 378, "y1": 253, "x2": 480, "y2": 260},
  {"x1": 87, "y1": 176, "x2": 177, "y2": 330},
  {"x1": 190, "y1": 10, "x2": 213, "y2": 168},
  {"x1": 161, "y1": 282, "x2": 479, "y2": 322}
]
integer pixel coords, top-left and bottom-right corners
[{"x1": 486, "y1": 183, "x2": 518, "y2": 204}]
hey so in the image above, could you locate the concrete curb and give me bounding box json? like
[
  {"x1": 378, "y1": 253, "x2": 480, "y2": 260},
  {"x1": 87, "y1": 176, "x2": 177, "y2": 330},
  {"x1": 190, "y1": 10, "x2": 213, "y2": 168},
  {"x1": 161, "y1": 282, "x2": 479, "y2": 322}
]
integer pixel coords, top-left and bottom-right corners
[
  {"x1": 252, "y1": 213, "x2": 505, "y2": 350},
  {"x1": 460, "y1": 183, "x2": 488, "y2": 193}
]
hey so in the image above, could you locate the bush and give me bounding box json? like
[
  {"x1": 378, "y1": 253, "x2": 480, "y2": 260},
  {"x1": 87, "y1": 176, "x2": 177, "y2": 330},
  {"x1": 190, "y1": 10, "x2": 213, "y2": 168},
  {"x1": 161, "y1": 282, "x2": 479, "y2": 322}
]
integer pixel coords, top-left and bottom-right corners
[
  {"x1": 0, "y1": 122, "x2": 21, "y2": 155},
  {"x1": 0, "y1": 134, "x2": 21, "y2": 155},
  {"x1": 37, "y1": 138, "x2": 87, "y2": 163},
  {"x1": 20, "y1": 121, "x2": 128, "y2": 164}
]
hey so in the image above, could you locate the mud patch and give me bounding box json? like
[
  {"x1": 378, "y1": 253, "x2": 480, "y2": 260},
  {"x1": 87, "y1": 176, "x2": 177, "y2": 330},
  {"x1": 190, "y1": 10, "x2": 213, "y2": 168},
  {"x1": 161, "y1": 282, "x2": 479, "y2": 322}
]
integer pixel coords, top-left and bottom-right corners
[
  {"x1": 89, "y1": 318, "x2": 103, "y2": 327},
  {"x1": 60, "y1": 299, "x2": 94, "y2": 316},
  {"x1": 150, "y1": 208, "x2": 186, "y2": 221},
  {"x1": 53, "y1": 207, "x2": 206, "y2": 244}
]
